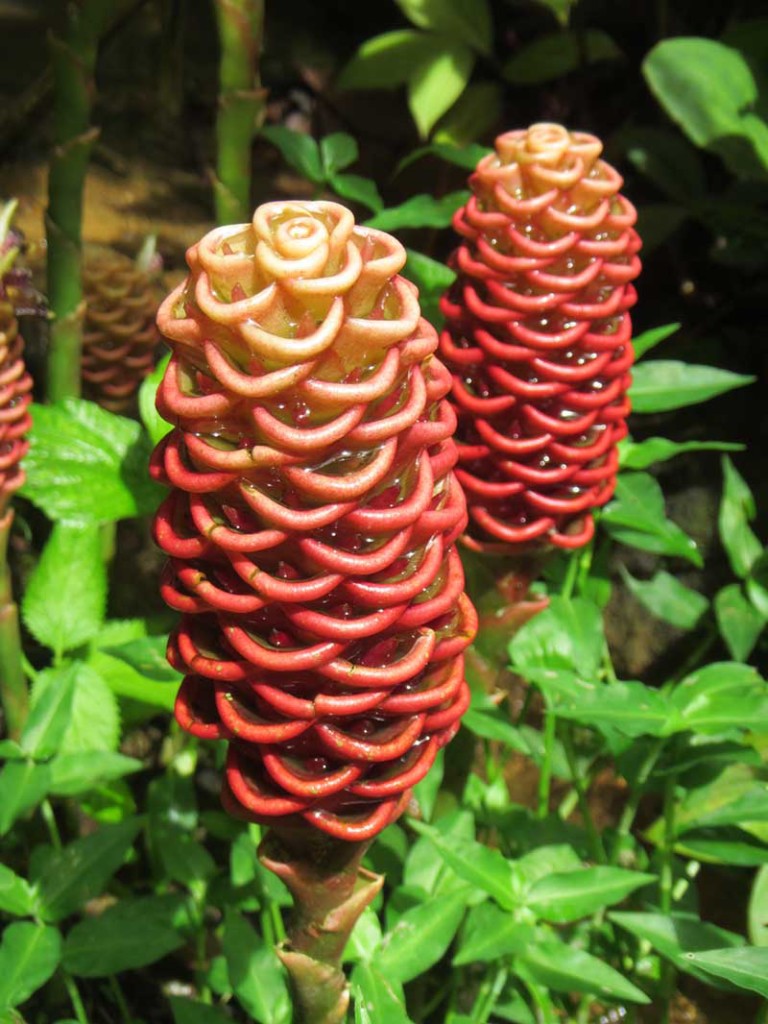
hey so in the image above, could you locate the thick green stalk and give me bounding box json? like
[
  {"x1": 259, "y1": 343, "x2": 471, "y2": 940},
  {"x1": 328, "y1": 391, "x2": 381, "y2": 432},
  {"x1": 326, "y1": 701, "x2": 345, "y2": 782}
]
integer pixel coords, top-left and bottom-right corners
[
  {"x1": 0, "y1": 510, "x2": 26, "y2": 738},
  {"x1": 260, "y1": 827, "x2": 383, "y2": 1024},
  {"x1": 213, "y1": 0, "x2": 266, "y2": 224},
  {"x1": 46, "y1": 0, "x2": 109, "y2": 404}
]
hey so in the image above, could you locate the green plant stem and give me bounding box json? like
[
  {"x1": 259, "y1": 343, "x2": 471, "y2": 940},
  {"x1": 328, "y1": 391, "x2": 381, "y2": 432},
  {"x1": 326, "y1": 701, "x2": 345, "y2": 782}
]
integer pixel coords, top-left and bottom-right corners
[
  {"x1": 108, "y1": 975, "x2": 131, "y2": 1024},
  {"x1": 560, "y1": 724, "x2": 606, "y2": 863},
  {"x1": 659, "y1": 773, "x2": 678, "y2": 1020},
  {"x1": 213, "y1": 0, "x2": 266, "y2": 224},
  {"x1": 610, "y1": 737, "x2": 665, "y2": 865},
  {"x1": 537, "y1": 705, "x2": 556, "y2": 819},
  {"x1": 41, "y1": 798, "x2": 63, "y2": 851},
  {"x1": 63, "y1": 969, "x2": 89, "y2": 1024},
  {"x1": 0, "y1": 510, "x2": 27, "y2": 738},
  {"x1": 472, "y1": 965, "x2": 507, "y2": 1023},
  {"x1": 46, "y1": 0, "x2": 110, "y2": 403}
]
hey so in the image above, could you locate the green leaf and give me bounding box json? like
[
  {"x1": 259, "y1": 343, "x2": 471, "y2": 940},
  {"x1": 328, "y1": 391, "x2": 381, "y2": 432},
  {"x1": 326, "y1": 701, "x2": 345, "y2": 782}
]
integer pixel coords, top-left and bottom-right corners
[
  {"x1": 49, "y1": 752, "x2": 143, "y2": 797},
  {"x1": 0, "y1": 864, "x2": 36, "y2": 918},
  {"x1": 453, "y1": 903, "x2": 533, "y2": 965},
  {"x1": 396, "y1": 0, "x2": 492, "y2": 54},
  {"x1": 530, "y1": 672, "x2": 670, "y2": 738},
  {"x1": 462, "y1": 707, "x2": 530, "y2": 753},
  {"x1": 620, "y1": 568, "x2": 708, "y2": 630},
  {"x1": 619, "y1": 437, "x2": 743, "y2": 470},
  {"x1": 622, "y1": 129, "x2": 706, "y2": 203},
  {"x1": 407, "y1": 40, "x2": 475, "y2": 139},
  {"x1": 749, "y1": 865, "x2": 768, "y2": 946},
  {"x1": 19, "y1": 399, "x2": 162, "y2": 524},
  {"x1": 610, "y1": 911, "x2": 745, "y2": 984},
  {"x1": 366, "y1": 191, "x2": 469, "y2": 232},
  {"x1": 139, "y1": 353, "x2": 171, "y2": 447},
  {"x1": 409, "y1": 820, "x2": 517, "y2": 908},
  {"x1": 404, "y1": 248, "x2": 455, "y2": 327},
  {"x1": 35, "y1": 818, "x2": 141, "y2": 923},
  {"x1": 62, "y1": 894, "x2": 189, "y2": 977},
  {"x1": 378, "y1": 889, "x2": 469, "y2": 983},
  {"x1": 344, "y1": 906, "x2": 383, "y2": 964},
  {"x1": 412, "y1": 747, "x2": 443, "y2": 821},
  {"x1": 685, "y1": 947, "x2": 768, "y2": 997},
  {"x1": 154, "y1": 826, "x2": 217, "y2": 890},
  {"x1": 0, "y1": 923, "x2": 61, "y2": 1010},
  {"x1": 521, "y1": 940, "x2": 649, "y2": 1003},
  {"x1": 261, "y1": 126, "x2": 323, "y2": 183},
  {"x1": 170, "y1": 998, "x2": 234, "y2": 1024},
  {"x1": 433, "y1": 82, "x2": 503, "y2": 147},
  {"x1": 102, "y1": 635, "x2": 181, "y2": 684},
  {"x1": 643, "y1": 38, "x2": 768, "y2": 178},
  {"x1": 503, "y1": 30, "x2": 621, "y2": 84},
  {"x1": 31, "y1": 663, "x2": 120, "y2": 754},
  {"x1": 632, "y1": 321, "x2": 681, "y2": 359},
  {"x1": 395, "y1": 142, "x2": 490, "y2": 174},
  {"x1": 747, "y1": 550, "x2": 768, "y2": 618},
  {"x1": 351, "y1": 963, "x2": 412, "y2": 1024},
  {"x1": 337, "y1": 29, "x2": 440, "y2": 90},
  {"x1": 19, "y1": 663, "x2": 77, "y2": 759},
  {"x1": 675, "y1": 830, "x2": 768, "y2": 867},
  {"x1": 330, "y1": 174, "x2": 383, "y2": 214},
  {"x1": 509, "y1": 595, "x2": 604, "y2": 678},
  {"x1": 22, "y1": 524, "x2": 107, "y2": 659},
  {"x1": 527, "y1": 867, "x2": 655, "y2": 923},
  {"x1": 602, "y1": 473, "x2": 702, "y2": 565},
  {"x1": 222, "y1": 909, "x2": 291, "y2": 1024},
  {"x1": 630, "y1": 360, "x2": 754, "y2": 413},
  {"x1": 320, "y1": 132, "x2": 358, "y2": 176},
  {"x1": 720, "y1": 456, "x2": 762, "y2": 578},
  {"x1": 667, "y1": 663, "x2": 768, "y2": 735},
  {"x1": 715, "y1": 584, "x2": 766, "y2": 662},
  {"x1": 0, "y1": 762, "x2": 51, "y2": 836}
]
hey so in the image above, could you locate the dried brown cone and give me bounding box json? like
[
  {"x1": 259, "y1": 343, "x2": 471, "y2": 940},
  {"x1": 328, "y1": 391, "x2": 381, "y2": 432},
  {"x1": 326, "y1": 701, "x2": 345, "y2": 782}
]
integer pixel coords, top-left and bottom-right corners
[{"x1": 81, "y1": 246, "x2": 160, "y2": 413}]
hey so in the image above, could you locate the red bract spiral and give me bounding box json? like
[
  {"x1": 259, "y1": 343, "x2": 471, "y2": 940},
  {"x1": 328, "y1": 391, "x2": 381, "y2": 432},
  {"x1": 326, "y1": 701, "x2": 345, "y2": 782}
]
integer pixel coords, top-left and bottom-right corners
[
  {"x1": 0, "y1": 292, "x2": 32, "y2": 522},
  {"x1": 152, "y1": 201, "x2": 477, "y2": 841},
  {"x1": 439, "y1": 123, "x2": 641, "y2": 552}
]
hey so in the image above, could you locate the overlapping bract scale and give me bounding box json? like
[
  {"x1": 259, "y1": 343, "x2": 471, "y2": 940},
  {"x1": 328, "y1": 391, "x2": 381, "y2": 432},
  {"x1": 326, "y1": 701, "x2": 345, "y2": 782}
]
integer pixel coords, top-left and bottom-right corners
[
  {"x1": 152, "y1": 201, "x2": 477, "y2": 841},
  {"x1": 440, "y1": 123, "x2": 641, "y2": 551},
  {"x1": 0, "y1": 292, "x2": 32, "y2": 522}
]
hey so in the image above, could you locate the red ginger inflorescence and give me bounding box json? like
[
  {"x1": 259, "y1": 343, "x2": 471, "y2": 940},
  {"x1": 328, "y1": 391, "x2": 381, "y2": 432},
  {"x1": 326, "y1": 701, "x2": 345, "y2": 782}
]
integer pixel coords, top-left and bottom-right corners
[
  {"x1": 0, "y1": 277, "x2": 33, "y2": 524},
  {"x1": 151, "y1": 200, "x2": 477, "y2": 841},
  {"x1": 440, "y1": 123, "x2": 641, "y2": 552}
]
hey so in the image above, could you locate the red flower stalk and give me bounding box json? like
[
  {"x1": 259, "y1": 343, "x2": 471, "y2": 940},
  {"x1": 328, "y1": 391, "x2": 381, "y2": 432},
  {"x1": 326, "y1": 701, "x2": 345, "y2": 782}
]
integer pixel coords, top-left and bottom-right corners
[
  {"x1": 152, "y1": 200, "x2": 477, "y2": 841},
  {"x1": 440, "y1": 123, "x2": 641, "y2": 553}
]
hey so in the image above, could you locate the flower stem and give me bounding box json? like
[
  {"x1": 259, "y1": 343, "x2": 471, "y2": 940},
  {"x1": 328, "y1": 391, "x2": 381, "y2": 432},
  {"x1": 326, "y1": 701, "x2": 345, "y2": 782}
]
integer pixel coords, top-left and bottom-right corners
[{"x1": 0, "y1": 510, "x2": 27, "y2": 738}]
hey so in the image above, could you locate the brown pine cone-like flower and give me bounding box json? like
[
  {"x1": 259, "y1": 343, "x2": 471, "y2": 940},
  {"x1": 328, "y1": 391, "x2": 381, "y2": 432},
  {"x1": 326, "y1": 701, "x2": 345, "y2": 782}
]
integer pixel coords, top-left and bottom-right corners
[
  {"x1": 151, "y1": 200, "x2": 477, "y2": 841},
  {"x1": 0, "y1": 285, "x2": 33, "y2": 522},
  {"x1": 82, "y1": 247, "x2": 160, "y2": 413},
  {"x1": 440, "y1": 123, "x2": 641, "y2": 552}
]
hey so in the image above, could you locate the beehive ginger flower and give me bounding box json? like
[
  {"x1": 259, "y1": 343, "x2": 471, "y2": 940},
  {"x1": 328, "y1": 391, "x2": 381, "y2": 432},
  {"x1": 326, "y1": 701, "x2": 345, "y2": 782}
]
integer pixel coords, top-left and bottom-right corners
[{"x1": 151, "y1": 200, "x2": 477, "y2": 841}]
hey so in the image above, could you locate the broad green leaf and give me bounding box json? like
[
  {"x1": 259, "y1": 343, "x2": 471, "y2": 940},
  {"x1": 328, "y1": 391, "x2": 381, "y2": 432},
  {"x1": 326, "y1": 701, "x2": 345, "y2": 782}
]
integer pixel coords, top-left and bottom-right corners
[
  {"x1": 715, "y1": 584, "x2": 766, "y2": 662},
  {"x1": 462, "y1": 706, "x2": 530, "y2": 754},
  {"x1": 407, "y1": 40, "x2": 475, "y2": 139},
  {"x1": 433, "y1": 82, "x2": 502, "y2": 146},
  {"x1": 31, "y1": 663, "x2": 120, "y2": 754},
  {"x1": 344, "y1": 906, "x2": 383, "y2": 963},
  {"x1": 396, "y1": 0, "x2": 492, "y2": 54},
  {"x1": 154, "y1": 825, "x2": 217, "y2": 890},
  {"x1": 678, "y1": 788, "x2": 768, "y2": 830},
  {"x1": 320, "y1": 132, "x2": 358, "y2": 176},
  {"x1": 35, "y1": 818, "x2": 141, "y2": 923},
  {"x1": 602, "y1": 473, "x2": 702, "y2": 565},
  {"x1": 63, "y1": 894, "x2": 189, "y2": 976},
  {"x1": 686, "y1": 947, "x2": 768, "y2": 997},
  {"x1": 378, "y1": 889, "x2": 468, "y2": 983},
  {"x1": 515, "y1": 844, "x2": 583, "y2": 889},
  {"x1": 453, "y1": 903, "x2": 533, "y2": 965},
  {"x1": 720, "y1": 456, "x2": 762, "y2": 579},
  {"x1": 620, "y1": 568, "x2": 708, "y2": 630},
  {"x1": 622, "y1": 128, "x2": 706, "y2": 203},
  {"x1": 261, "y1": 126, "x2": 323, "y2": 183},
  {"x1": 222, "y1": 909, "x2": 291, "y2": 1024},
  {"x1": 747, "y1": 550, "x2": 768, "y2": 617},
  {"x1": 22, "y1": 524, "x2": 107, "y2": 659},
  {"x1": 675, "y1": 830, "x2": 768, "y2": 867},
  {"x1": 643, "y1": 38, "x2": 768, "y2": 177},
  {"x1": 503, "y1": 30, "x2": 621, "y2": 84},
  {"x1": 412, "y1": 747, "x2": 443, "y2": 821},
  {"x1": 636, "y1": 202, "x2": 688, "y2": 250},
  {"x1": 409, "y1": 820, "x2": 517, "y2": 907},
  {"x1": 610, "y1": 911, "x2": 745, "y2": 984},
  {"x1": 527, "y1": 867, "x2": 655, "y2": 923},
  {"x1": 395, "y1": 142, "x2": 490, "y2": 174},
  {"x1": 49, "y1": 752, "x2": 143, "y2": 797},
  {"x1": 170, "y1": 998, "x2": 234, "y2": 1024},
  {"x1": 338, "y1": 30, "x2": 440, "y2": 90},
  {"x1": 330, "y1": 174, "x2": 383, "y2": 214},
  {"x1": 19, "y1": 663, "x2": 77, "y2": 759},
  {"x1": 521, "y1": 940, "x2": 649, "y2": 1003},
  {"x1": 402, "y1": 808, "x2": 474, "y2": 896},
  {"x1": 667, "y1": 663, "x2": 768, "y2": 735},
  {"x1": 529, "y1": 672, "x2": 669, "y2": 738},
  {"x1": 630, "y1": 361, "x2": 754, "y2": 413},
  {"x1": 0, "y1": 762, "x2": 51, "y2": 836},
  {"x1": 351, "y1": 963, "x2": 412, "y2": 1024},
  {"x1": 749, "y1": 865, "x2": 768, "y2": 946},
  {"x1": 0, "y1": 864, "x2": 36, "y2": 918},
  {"x1": 0, "y1": 923, "x2": 61, "y2": 1010},
  {"x1": 404, "y1": 248, "x2": 455, "y2": 327},
  {"x1": 139, "y1": 353, "x2": 171, "y2": 447},
  {"x1": 632, "y1": 321, "x2": 681, "y2": 359},
  {"x1": 619, "y1": 437, "x2": 743, "y2": 470},
  {"x1": 20, "y1": 399, "x2": 161, "y2": 524},
  {"x1": 509, "y1": 595, "x2": 604, "y2": 678},
  {"x1": 366, "y1": 191, "x2": 469, "y2": 231},
  {"x1": 102, "y1": 635, "x2": 181, "y2": 683}
]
